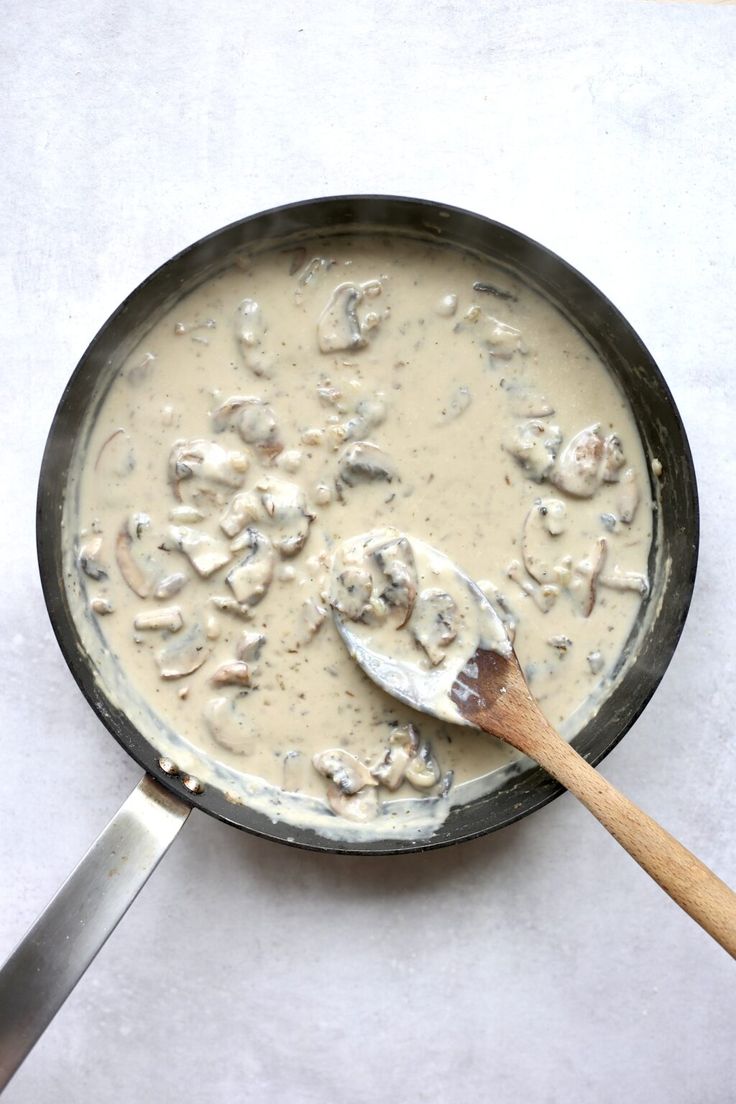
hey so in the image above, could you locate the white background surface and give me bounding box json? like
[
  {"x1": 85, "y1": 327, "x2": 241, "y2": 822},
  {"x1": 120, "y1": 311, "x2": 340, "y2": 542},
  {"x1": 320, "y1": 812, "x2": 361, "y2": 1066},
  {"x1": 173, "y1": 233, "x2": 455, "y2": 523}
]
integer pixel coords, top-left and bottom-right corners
[{"x1": 1, "y1": 2, "x2": 735, "y2": 1101}]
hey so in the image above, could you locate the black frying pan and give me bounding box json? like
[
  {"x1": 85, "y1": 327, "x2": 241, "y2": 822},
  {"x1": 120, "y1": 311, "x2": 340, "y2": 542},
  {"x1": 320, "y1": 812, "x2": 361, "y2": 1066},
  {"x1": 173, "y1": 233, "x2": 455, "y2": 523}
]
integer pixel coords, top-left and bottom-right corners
[{"x1": 0, "y1": 196, "x2": 699, "y2": 1088}]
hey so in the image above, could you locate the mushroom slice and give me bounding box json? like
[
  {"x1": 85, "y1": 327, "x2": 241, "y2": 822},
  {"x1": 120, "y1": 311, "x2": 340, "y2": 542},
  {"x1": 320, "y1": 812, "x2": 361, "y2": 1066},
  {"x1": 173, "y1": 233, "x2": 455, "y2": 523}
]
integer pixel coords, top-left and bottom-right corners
[
  {"x1": 405, "y1": 741, "x2": 442, "y2": 790},
  {"x1": 168, "y1": 438, "x2": 246, "y2": 499},
  {"x1": 373, "y1": 535, "x2": 417, "y2": 626},
  {"x1": 338, "y1": 441, "x2": 397, "y2": 486},
  {"x1": 343, "y1": 395, "x2": 388, "y2": 440},
  {"x1": 312, "y1": 749, "x2": 377, "y2": 795},
  {"x1": 78, "y1": 534, "x2": 107, "y2": 581},
  {"x1": 154, "y1": 572, "x2": 188, "y2": 600},
  {"x1": 371, "y1": 723, "x2": 420, "y2": 791},
  {"x1": 317, "y1": 282, "x2": 368, "y2": 353},
  {"x1": 330, "y1": 565, "x2": 374, "y2": 621},
  {"x1": 599, "y1": 566, "x2": 649, "y2": 597},
  {"x1": 569, "y1": 537, "x2": 608, "y2": 617},
  {"x1": 504, "y1": 420, "x2": 562, "y2": 482},
  {"x1": 410, "y1": 589, "x2": 459, "y2": 666},
  {"x1": 115, "y1": 524, "x2": 151, "y2": 598},
  {"x1": 210, "y1": 395, "x2": 250, "y2": 433},
  {"x1": 506, "y1": 560, "x2": 560, "y2": 613},
  {"x1": 236, "y1": 398, "x2": 279, "y2": 450},
  {"x1": 521, "y1": 499, "x2": 568, "y2": 585},
  {"x1": 157, "y1": 624, "x2": 208, "y2": 679},
  {"x1": 286, "y1": 596, "x2": 328, "y2": 651},
  {"x1": 203, "y1": 696, "x2": 255, "y2": 754},
  {"x1": 134, "y1": 607, "x2": 183, "y2": 632},
  {"x1": 220, "y1": 490, "x2": 264, "y2": 538},
  {"x1": 210, "y1": 661, "x2": 252, "y2": 687},
  {"x1": 235, "y1": 631, "x2": 266, "y2": 662},
  {"x1": 168, "y1": 526, "x2": 231, "y2": 578},
  {"x1": 326, "y1": 784, "x2": 379, "y2": 823},
  {"x1": 209, "y1": 395, "x2": 253, "y2": 432},
  {"x1": 225, "y1": 528, "x2": 275, "y2": 607},
  {"x1": 260, "y1": 477, "x2": 315, "y2": 556},
  {"x1": 550, "y1": 425, "x2": 605, "y2": 497},
  {"x1": 617, "y1": 468, "x2": 640, "y2": 524},
  {"x1": 601, "y1": 434, "x2": 626, "y2": 482},
  {"x1": 234, "y1": 298, "x2": 275, "y2": 377}
]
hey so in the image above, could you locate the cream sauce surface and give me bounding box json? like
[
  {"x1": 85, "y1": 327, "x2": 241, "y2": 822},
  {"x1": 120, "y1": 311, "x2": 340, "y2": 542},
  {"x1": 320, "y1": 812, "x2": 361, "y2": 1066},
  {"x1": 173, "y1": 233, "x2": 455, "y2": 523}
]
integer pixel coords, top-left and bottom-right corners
[{"x1": 66, "y1": 234, "x2": 653, "y2": 839}]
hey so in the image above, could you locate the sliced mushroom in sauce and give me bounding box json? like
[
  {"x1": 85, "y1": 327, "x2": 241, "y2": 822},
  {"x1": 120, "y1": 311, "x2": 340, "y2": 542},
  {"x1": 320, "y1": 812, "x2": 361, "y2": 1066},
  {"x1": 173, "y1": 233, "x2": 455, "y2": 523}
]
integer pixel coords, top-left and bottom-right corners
[
  {"x1": 225, "y1": 528, "x2": 275, "y2": 608},
  {"x1": 373, "y1": 534, "x2": 417, "y2": 626},
  {"x1": 370, "y1": 723, "x2": 420, "y2": 790},
  {"x1": 330, "y1": 565, "x2": 374, "y2": 621},
  {"x1": 235, "y1": 631, "x2": 266, "y2": 662},
  {"x1": 78, "y1": 534, "x2": 107, "y2": 582},
  {"x1": 521, "y1": 499, "x2": 568, "y2": 585},
  {"x1": 209, "y1": 661, "x2": 252, "y2": 687},
  {"x1": 410, "y1": 589, "x2": 459, "y2": 666},
  {"x1": 260, "y1": 478, "x2": 315, "y2": 556},
  {"x1": 325, "y1": 784, "x2": 379, "y2": 823},
  {"x1": 550, "y1": 425, "x2": 604, "y2": 498},
  {"x1": 616, "y1": 468, "x2": 640, "y2": 524},
  {"x1": 234, "y1": 298, "x2": 275, "y2": 377},
  {"x1": 317, "y1": 280, "x2": 383, "y2": 353},
  {"x1": 157, "y1": 623, "x2": 209, "y2": 679},
  {"x1": 115, "y1": 522, "x2": 153, "y2": 598},
  {"x1": 134, "y1": 607, "x2": 183, "y2": 633},
  {"x1": 337, "y1": 441, "x2": 397, "y2": 486},
  {"x1": 168, "y1": 439, "x2": 246, "y2": 500},
  {"x1": 568, "y1": 537, "x2": 608, "y2": 618},
  {"x1": 168, "y1": 526, "x2": 232, "y2": 578},
  {"x1": 203, "y1": 696, "x2": 255, "y2": 754},
  {"x1": 405, "y1": 741, "x2": 442, "y2": 790},
  {"x1": 312, "y1": 749, "x2": 377, "y2": 795},
  {"x1": 504, "y1": 420, "x2": 562, "y2": 482}
]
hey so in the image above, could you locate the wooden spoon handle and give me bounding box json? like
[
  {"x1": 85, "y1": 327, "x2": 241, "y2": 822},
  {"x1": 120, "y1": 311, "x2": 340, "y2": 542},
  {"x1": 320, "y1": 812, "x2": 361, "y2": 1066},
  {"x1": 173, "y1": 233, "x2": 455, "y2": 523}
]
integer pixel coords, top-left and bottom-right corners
[{"x1": 512, "y1": 719, "x2": 736, "y2": 958}]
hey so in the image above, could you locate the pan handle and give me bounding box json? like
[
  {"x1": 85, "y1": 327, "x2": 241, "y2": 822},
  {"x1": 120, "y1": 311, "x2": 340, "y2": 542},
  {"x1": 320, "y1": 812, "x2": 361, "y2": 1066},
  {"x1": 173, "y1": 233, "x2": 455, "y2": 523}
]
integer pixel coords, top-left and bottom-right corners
[{"x1": 0, "y1": 774, "x2": 190, "y2": 1090}]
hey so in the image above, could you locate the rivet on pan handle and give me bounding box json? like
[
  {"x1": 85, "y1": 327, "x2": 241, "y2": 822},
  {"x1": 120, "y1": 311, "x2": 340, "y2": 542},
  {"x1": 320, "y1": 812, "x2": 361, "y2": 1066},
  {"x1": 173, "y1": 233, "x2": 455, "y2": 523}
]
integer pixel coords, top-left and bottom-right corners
[{"x1": 0, "y1": 774, "x2": 190, "y2": 1091}]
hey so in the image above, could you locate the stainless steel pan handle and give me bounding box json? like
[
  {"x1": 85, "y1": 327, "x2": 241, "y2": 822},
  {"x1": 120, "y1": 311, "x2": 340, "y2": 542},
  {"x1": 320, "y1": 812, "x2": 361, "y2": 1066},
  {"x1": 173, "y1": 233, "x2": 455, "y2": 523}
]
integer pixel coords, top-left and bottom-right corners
[{"x1": 0, "y1": 775, "x2": 190, "y2": 1091}]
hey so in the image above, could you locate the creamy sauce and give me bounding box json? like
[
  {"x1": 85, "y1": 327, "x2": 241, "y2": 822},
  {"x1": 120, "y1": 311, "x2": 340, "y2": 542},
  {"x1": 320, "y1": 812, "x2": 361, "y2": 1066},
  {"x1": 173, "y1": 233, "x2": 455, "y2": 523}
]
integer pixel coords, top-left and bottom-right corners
[{"x1": 65, "y1": 234, "x2": 653, "y2": 839}]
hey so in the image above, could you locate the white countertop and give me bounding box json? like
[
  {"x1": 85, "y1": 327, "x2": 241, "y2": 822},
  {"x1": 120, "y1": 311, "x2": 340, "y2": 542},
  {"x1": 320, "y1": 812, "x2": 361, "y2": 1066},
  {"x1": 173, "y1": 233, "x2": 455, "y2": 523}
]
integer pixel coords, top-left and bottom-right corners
[{"x1": 1, "y1": 2, "x2": 735, "y2": 1100}]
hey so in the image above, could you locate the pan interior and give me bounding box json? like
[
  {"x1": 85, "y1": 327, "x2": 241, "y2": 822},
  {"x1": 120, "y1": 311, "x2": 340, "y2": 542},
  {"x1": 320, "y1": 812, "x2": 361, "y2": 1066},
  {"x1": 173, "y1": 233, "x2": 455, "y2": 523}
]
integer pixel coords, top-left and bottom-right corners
[{"x1": 38, "y1": 197, "x2": 698, "y2": 854}]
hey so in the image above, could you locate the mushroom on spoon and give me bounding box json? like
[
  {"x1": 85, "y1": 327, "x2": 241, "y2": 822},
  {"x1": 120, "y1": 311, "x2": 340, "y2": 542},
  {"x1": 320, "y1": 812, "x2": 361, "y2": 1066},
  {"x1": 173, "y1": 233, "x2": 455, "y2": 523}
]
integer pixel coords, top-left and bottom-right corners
[{"x1": 330, "y1": 529, "x2": 736, "y2": 958}]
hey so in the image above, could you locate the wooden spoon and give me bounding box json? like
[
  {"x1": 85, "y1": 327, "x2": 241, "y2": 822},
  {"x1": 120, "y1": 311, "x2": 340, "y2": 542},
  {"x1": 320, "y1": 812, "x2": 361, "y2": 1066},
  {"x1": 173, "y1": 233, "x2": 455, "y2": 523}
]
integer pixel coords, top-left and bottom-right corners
[{"x1": 332, "y1": 535, "x2": 736, "y2": 958}]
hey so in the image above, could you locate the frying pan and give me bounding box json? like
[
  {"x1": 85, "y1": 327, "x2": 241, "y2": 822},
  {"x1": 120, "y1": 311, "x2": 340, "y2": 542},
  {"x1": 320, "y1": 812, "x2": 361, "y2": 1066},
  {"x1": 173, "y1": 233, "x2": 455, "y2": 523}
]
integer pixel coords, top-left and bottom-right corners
[{"x1": 0, "y1": 196, "x2": 699, "y2": 1088}]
